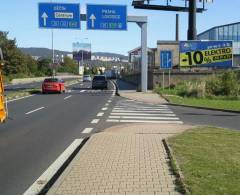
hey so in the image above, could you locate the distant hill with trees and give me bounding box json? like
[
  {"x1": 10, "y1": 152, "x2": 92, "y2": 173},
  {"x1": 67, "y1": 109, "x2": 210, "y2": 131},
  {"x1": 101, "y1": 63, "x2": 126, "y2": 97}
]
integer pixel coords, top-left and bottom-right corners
[{"x1": 19, "y1": 47, "x2": 128, "y2": 60}]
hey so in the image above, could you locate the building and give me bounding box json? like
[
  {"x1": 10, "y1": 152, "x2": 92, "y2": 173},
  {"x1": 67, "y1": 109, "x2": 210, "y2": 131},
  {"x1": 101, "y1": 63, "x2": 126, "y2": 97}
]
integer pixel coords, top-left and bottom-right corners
[
  {"x1": 197, "y1": 22, "x2": 240, "y2": 66},
  {"x1": 128, "y1": 47, "x2": 155, "y2": 72}
]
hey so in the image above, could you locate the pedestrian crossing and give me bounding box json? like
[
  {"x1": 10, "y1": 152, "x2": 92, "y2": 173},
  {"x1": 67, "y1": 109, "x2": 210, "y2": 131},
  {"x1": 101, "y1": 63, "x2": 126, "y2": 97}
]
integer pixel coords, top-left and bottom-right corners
[
  {"x1": 106, "y1": 100, "x2": 183, "y2": 124},
  {"x1": 68, "y1": 89, "x2": 115, "y2": 95}
]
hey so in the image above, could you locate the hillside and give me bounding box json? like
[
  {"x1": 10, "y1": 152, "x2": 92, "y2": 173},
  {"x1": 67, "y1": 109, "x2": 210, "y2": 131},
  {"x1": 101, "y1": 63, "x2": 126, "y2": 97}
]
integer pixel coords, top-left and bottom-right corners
[{"x1": 20, "y1": 47, "x2": 128, "y2": 60}]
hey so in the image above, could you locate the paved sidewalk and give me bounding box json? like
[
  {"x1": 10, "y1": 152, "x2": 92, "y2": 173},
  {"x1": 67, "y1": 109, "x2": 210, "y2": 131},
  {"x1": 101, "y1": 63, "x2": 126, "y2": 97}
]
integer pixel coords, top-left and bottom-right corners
[
  {"x1": 119, "y1": 91, "x2": 167, "y2": 105},
  {"x1": 48, "y1": 124, "x2": 193, "y2": 195}
]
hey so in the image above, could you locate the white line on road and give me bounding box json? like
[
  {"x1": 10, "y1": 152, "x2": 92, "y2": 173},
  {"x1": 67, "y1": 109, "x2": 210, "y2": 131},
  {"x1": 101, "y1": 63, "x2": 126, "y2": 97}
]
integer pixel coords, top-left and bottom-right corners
[
  {"x1": 91, "y1": 119, "x2": 100, "y2": 124},
  {"x1": 80, "y1": 90, "x2": 86, "y2": 92},
  {"x1": 112, "y1": 110, "x2": 174, "y2": 113},
  {"x1": 102, "y1": 107, "x2": 108, "y2": 111},
  {"x1": 113, "y1": 108, "x2": 170, "y2": 111},
  {"x1": 23, "y1": 139, "x2": 84, "y2": 195},
  {"x1": 82, "y1": 128, "x2": 93, "y2": 134},
  {"x1": 110, "y1": 113, "x2": 176, "y2": 116},
  {"x1": 108, "y1": 100, "x2": 112, "y2": 103},
  {"x1": 97, "y1": 112, "x2": 104, "y2": 117},
  {"x1": 109, "y1": 116, "x2": 180, "y2": 120},
  {"x1": 106, "y1": 119, "x2": 183, "y2": 124},
  {"x1": 105, "y1": 103, "x2": 109, "y2": 106},
  {"x1": 64, "y1": 95, "x2": 72, "y2": 100},
  {"x1": 80, "y1": 83, "x2": 83, "y2": 86},
  {"x1": 7, "y1": 94, "x2": 36, "y2": 103},
  {"x1": 25, "y1": 107, "x2": 45, "y2": 115}
]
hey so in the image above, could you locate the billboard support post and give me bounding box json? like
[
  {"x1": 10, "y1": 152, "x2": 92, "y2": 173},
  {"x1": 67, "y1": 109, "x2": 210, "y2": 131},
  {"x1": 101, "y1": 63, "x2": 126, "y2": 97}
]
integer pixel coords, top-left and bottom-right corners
[
  {"x1": 162, "y1": 71, "x2": 165, "y2": 89},
  {"x1": 168, "y1": 69, "x2": 171, "y2": 90}
]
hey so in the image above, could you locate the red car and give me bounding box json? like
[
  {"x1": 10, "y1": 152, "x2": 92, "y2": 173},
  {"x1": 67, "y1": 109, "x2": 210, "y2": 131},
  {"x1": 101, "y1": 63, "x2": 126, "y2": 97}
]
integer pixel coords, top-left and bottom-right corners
[{"x1": 42, "y1": 78, "x2": 66, "y2": 94}]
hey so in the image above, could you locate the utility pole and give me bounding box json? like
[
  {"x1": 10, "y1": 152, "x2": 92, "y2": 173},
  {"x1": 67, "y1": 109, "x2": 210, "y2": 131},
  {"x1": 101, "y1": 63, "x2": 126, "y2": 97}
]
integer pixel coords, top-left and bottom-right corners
[
  {"x1": 176, "y1": 14, "x2": 179, "y2": 41},
  {"x1": 188, "y1": 0, "x2": 197, "y2": 40}
]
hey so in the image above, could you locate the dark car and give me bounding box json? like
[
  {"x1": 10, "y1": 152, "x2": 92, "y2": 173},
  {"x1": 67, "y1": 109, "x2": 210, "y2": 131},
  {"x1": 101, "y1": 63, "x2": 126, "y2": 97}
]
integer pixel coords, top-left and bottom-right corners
[
  {"x1": 42, "y1": 78, "x2": 65, "y2": 94},
  {"x1": 92, "y1": 75, "x2": 108, "y2": 90}
]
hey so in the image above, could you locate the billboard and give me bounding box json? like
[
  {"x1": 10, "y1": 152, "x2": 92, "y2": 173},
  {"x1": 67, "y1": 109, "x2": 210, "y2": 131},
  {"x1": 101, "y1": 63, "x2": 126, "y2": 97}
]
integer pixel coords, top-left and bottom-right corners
[
  {"x1": 179, "y1": 41, "x2": 233, "y2": 68},
  {"x1": 73, "y1": 42, "x2": 91, "y2": 61}
]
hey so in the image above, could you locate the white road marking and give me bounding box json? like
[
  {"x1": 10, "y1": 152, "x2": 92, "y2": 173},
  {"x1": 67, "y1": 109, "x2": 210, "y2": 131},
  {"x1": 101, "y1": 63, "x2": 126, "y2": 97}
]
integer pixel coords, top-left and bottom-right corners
[
  {"x1": 112, "y1": 110, "x2": 174, "y2": 113},
  {"x1": 91, "y1": 119, "x2": 100, "y2": 124},
  {"x1": 80, "y1": 90, "x2": 86, "y2": 92},
  {"x1": 23, "y1": 139, "x2": 84, "y2": 195},
  {"x1": 102, "y1": 107, "x2": 108, "y2": 111},
  {"x1": 105, "y1": 103, "x2": 109, "y2": 106},
  {"x1": 82, "y1": 128, "x2": 93, "y2": 134},
  {"x1": 97, "y1": 112, "x2": 104, "y2": 117},
  {"x1": 64, "y1": 95, "x2": 72, "y2": 100},
  {"x1": 110, "y1": 113, "x2": 176, "y2": 116},
  {"x1": 25, "y1": 107, "x2": 45, "y2": 115},
  {"x1": 106, "y1": 119, "x2": 183, "y2": 124},
  {"x1": 7, "y1": 95, "x2": 35, "y2": 103},
  {"x1": 108, "y1": 100, "x2": 112, "y2": 103},
  {"x1": 80, "y1": 83, "x2": 83, "y2": 86},
  {"x1": 109, "y1": 116, "x2": 180, "y2": 120},
  {"x1": 113, "y1": 108, "x2": 170, "y2": 112},
  {"x1": 115, "y1": 105, "x2": 168, "y2": 108}
]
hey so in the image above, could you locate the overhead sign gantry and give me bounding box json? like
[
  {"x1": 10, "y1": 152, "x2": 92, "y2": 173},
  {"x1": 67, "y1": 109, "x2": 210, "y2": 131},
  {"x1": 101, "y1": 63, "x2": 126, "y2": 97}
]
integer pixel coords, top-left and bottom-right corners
[{"x1": 38, "y1": 3, "x2": 148, "y2": 92}]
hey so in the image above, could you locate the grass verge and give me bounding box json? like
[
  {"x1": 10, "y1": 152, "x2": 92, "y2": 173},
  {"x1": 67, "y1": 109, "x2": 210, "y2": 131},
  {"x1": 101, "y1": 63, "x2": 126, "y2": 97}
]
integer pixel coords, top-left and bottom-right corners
[
  {"x1": 168, "y1": 127, "x2": 240, "y2": 195},
  {"x1": 165, "y1": 95, "x2": 240, "y2": 112},
  {"x1": 6, "y1": 89, "x2": 41, "y2": 100}
]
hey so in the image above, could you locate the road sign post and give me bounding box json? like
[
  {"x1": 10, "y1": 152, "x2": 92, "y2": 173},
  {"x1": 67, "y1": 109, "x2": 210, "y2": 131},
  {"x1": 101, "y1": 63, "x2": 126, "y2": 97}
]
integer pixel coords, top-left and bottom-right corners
[
  {"x1": 38, "y1": 3, "x2": 81, "y2": 29},
  {"x1": 160, "y1": 50, "x2": 172, "y2": 89},
  {"x1": 87, "y1": 4, "x2": 127, "y2": 30}
]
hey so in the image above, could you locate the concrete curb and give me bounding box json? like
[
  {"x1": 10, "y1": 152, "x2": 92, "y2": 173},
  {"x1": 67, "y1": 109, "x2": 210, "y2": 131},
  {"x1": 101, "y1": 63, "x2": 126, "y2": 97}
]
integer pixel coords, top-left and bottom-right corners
[
  {"x1": 168, "y1": 102, "x2": 240, "y2": 114},
  {"x1": 160, "y1": 94, "x2": 240, "y2": 114},
  {"x1": 162, "y1": 139, "x2": 189, "y2": 195}
]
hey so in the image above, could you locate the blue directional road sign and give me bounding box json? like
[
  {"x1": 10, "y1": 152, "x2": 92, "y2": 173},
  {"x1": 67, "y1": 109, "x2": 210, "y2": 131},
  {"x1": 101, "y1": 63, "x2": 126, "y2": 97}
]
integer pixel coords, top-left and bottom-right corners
[
  {"x1": 38, "y1": 3, "x2": 80, "y2": 29},
  {"x1": 87, "y1": 4, "x2": 127, "y2": 30},
  {"x1": 160, "y1": 51, "x2": 172, "y2": 69}
]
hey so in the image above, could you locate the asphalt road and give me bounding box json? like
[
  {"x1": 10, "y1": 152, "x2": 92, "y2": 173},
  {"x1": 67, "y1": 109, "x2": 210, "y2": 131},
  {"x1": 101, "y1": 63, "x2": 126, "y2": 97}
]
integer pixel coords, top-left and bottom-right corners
[
  {"x1": 0, "y1": 80, "x2": 117, "y2": 195},
  {"x1": 1, "y1": 79, "x2": 240, "y2": 195}
]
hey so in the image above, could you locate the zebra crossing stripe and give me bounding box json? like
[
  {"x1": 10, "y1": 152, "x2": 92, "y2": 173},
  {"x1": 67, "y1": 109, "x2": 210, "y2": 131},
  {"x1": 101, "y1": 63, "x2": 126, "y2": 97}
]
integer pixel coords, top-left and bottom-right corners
[
  {"x1": 109, "y1": 116, "x2": 180, "y2": 120},
  {"x1": 106, "y1": 119, "x2": 183, "y2": 124},
  {"x1": 110, "y1": 113, "x2": 176, "y2": 116},
  {"x1": 112, "y1": 110, "x2": 174, "y2": 113}
]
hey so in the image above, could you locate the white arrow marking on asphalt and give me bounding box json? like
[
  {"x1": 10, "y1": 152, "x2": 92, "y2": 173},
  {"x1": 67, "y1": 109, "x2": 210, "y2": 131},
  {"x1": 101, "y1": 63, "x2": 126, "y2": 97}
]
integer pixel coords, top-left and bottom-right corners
[
  {"x1": 41, "y1": 12, "x2": 48, "y2": 26},
  {"x1": 89, "y1": 14, "x2": 96, "y2": 28}
]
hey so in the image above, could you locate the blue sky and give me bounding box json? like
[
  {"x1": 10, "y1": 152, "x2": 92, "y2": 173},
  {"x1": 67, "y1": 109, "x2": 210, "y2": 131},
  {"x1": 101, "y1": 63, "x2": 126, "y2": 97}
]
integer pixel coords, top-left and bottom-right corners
[{"x1": 0, "y1": 0, "x2": 239, "y2": 55}]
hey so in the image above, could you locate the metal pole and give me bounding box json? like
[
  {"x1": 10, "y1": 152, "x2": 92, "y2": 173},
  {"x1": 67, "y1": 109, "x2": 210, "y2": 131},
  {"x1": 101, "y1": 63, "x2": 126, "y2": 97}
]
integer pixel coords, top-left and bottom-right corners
[
  {"x1": 187, "y1": 0, "x2": 197, "y2": 40},
  {"x1": 141, "y1": 22, "x2": 148, "y2": 92},
  {"x1": 168, "y1": 69, "x2": 171, "y2": 90},
  {"x1": 51, "y1": 0, "x2": 55, "y2": 77},
  {"x1": 163, "y1": 71, "x2": 165, "y2": 89},
  {"x1": 176, "y1": 14, "x2": 179, "y2": 41},
  {"x1": 51, "y1": 30, "x2": 55, "y2": 77}
]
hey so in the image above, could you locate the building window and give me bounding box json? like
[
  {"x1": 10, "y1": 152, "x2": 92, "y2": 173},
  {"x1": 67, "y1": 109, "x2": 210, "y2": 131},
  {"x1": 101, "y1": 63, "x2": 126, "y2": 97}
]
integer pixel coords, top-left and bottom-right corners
[
  {"x1": 233, "y1": 24, "x2": 238, "y2": 41},
  {"x1": 229, "y1": 25, "x2": 233, "y2": 40},
  {"x1": 218, "y1": 27, "x2": 224, "y2": 40},
  {"x1": 223, "y1": 25, "x2": 229, "y2": 40},
  {"x1": 238, "y1": 24, "x2": 240, "y2": 41}
]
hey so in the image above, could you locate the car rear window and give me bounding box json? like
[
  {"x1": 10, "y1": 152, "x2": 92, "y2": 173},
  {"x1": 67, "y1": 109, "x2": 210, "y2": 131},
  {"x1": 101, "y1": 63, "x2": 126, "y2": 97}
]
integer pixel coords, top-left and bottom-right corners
[
  {"x1": 93, "y1": 76, "x2": 106, "y2": 81},
  {"x1": 44, "y1": 78, "x2": 58, "y2": 82}
]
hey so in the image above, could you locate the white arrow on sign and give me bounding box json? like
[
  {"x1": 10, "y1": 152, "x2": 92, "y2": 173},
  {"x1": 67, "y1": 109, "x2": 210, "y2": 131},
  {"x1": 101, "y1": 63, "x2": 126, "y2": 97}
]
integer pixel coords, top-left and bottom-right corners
[
  {"x1": 41, "y1": 12, "x2": 48, "y2": 26},
  {"x1": 89, "y1": 14, "x2": 96, "y2": 28}
]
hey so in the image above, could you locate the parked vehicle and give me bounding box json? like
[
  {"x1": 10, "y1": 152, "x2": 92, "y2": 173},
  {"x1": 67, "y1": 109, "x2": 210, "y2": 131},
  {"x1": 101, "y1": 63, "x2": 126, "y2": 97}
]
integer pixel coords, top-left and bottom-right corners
[
  {"x1": 83, "y1": 75, "x2": 92, "y2": 82},
  {"x1": 42, "y1": 78, "x2": 65, "y2": 94},
  {"x1": 92, "y1": 75, "x2": 108, "y2": 90}
]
